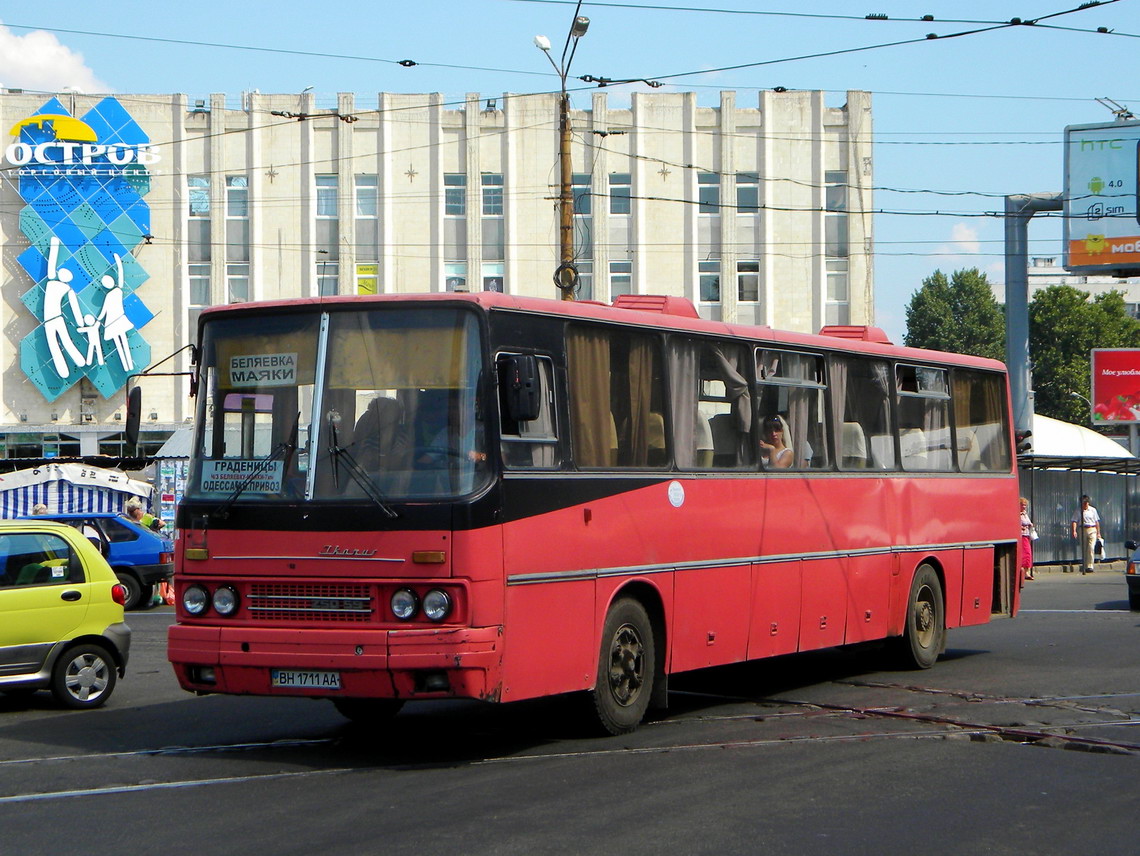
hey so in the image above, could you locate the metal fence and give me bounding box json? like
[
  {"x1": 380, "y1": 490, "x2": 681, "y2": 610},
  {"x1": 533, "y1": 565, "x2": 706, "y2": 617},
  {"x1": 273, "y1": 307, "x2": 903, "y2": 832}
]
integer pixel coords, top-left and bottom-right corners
[{"x1": 1019, "y1": 463, "x2": 1139, "y2": 565}]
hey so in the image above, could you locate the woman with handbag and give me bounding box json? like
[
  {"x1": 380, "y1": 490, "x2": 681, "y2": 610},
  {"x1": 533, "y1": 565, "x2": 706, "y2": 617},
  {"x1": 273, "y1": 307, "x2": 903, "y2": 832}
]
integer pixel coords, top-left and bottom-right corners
[{"x1": 1019, "y1": 497, "x2": 1037, "y2": 581}]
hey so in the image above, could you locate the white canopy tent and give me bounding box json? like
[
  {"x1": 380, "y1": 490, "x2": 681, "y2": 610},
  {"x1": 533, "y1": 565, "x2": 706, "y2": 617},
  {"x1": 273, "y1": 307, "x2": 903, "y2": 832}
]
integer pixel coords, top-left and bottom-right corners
[
  {"x1": 1029, "y1": 414, "x2": 1135, "y2": 460},
  {"x1": 0, "y1": 462, "x2": 153, "y2": 518}
]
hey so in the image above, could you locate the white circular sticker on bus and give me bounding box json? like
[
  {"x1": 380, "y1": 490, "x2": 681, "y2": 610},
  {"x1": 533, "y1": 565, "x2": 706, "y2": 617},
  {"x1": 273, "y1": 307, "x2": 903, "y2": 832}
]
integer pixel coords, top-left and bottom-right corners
[{"x1": 668, "y1": 480, "x2": 685, "y2": 508}]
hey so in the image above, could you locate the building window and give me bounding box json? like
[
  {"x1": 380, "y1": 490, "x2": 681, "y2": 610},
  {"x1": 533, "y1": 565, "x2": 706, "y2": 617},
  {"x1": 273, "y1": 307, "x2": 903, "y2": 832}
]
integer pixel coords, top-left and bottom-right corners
[
  {"x1": 445, "y1": 173, "x2": 468, "y2": 267},
  {"x1": 826, "y1": 259, "x2": 849, "y2": 325},
  {"x1": 572, "y1": 173, "x2": 592, "y2": 216},
  {"x1": 356, "y1": 264, "x2": 378, "y2": 295},
  {"x1": 825, "y1": 171, "x2": 849, "y2": 322},
  {"x1": 609, "y1": 173, "x2": 631, "y2": 215},
  {"x1": 699, "y1": 260, "x2": 720, "y2": 303},
  {"x1": 189, "y1": 263, "x2": 210, "y2": 337},
  {"x1": 225, "y1": 174, "x2": 247, "y2": 218},
  {"x1": 316, "y1": 174, "x2": 338, "y2": 218},
  {"x1": 227, "y1": 263, "x2": 250, "y2": 304},
  {"x1": 188, "y1": 174, "x2": 210, "y2": 217},
  {"x1": 316, "y1": 175, "x2": 339, "y2": 295},
  {"x1": 445, "y1": 263, "x2": 468, "y2": 292},
  {"x1": 481, "y1": 174, "x2": 503, "y2": 216},
  {"x1": 482, "y1": 263, "x2": 504, "y2": 293},
  {"x1": 317, "y1": 258, "x2": 339, "y2": 297},
  {"x1": 737, "y1": 172, "x2": 759, "y2": 212},
  {"x1": 187, "y1": 175, "x2": 211, "y2": 266},
  {"x1": 225, "y1": 175, "x2": 249, "y2": 265},
  {"x1": 575, "y1": 261, "x2": 593, "y2": 302},
  {"x1": 482, "y1": 174, "x2": 504, "y2": 264},
  {"x1": 610, "y1": 260, "x2": 632, "y2": 298},
  {"x1": 355, "y1": 175, "x2": 379, "y2": 265},
  {"x1": 698, "y1": 172, "x2": 720, "y2": 214},
  {"x1": 737, "y1": 261, "x2": 759, "y2": 302},
  {"x1": 825, "y1": 170, "x2": 848, "y2": 258},
  {"x1": 445, "y1": 173, "x2": 467, "y2": 216}
]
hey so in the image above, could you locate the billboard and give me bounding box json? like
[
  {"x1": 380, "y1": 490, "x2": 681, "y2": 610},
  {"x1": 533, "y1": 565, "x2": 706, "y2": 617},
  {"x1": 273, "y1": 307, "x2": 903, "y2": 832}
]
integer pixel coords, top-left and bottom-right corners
[
  {"x1": 7, "y1": 97, "x2": 158, "y2": 402},
  {"x1": 1063, "y1": 120, "x2": 1140, "y2": 274},
  {"x1": 1090, "y1": 348, "x2": 1140, "y2": 422}
]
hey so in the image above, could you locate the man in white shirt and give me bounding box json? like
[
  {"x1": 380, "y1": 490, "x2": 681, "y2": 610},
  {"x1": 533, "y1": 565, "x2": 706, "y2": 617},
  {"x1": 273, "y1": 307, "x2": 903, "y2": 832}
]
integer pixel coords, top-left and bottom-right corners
[{"x1": 1070, "y1": 494, "x2": 1101, "y2": 575}]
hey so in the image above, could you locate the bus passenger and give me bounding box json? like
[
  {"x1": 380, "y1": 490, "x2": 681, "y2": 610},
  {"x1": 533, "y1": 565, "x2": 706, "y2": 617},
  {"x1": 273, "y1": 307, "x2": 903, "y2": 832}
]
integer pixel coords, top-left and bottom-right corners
[{"x1": 759, "y1": 415, "x2": 792, "y2": 469}]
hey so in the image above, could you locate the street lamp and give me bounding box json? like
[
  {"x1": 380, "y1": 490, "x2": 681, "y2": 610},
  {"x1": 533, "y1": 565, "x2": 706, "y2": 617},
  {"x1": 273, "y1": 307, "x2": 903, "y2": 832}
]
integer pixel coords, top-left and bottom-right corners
[
  {"x1": 1070, "y1": 390, "x2": 1093, "y2": 423},
  {"x1": 535, "y1": 6, "x2": 590, "y2": 300}
]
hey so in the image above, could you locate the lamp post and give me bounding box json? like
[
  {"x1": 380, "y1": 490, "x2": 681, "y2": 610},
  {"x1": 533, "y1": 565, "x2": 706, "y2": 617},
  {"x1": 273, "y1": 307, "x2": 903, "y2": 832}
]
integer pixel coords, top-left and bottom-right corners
[{"x1": 535, "y1": 8, "x2": 589, "y2": 300}]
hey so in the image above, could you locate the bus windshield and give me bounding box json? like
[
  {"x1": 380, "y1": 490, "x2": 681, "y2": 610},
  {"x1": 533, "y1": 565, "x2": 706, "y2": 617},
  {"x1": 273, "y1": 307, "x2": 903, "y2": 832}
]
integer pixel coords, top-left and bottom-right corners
[{"x1": 186, "y1": 306, "x2": 489, "y2": 504}]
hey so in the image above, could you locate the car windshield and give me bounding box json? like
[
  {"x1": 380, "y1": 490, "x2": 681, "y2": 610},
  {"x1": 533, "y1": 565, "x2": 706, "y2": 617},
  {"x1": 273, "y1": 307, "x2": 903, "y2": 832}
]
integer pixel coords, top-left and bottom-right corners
[{"x1": 185, "y1": 305, "x2": 489, "y2": 504}]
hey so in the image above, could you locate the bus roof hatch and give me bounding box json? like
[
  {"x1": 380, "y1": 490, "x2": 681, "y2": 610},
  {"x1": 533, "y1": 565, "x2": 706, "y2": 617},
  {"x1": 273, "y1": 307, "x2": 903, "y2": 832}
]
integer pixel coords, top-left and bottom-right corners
[
  {"x1": 612, "y1": 295, "x2": 700, "y2": 318},
  {"x1": 818, "y1": 325, "x2": 893, "y2": 345}
]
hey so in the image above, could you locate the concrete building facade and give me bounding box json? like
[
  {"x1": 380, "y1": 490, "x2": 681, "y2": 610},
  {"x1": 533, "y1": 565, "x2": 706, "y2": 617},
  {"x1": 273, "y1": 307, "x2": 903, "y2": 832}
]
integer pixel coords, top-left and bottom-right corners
[{"x1": 0, "y1": 88, "x2": 873, "y2": 457}]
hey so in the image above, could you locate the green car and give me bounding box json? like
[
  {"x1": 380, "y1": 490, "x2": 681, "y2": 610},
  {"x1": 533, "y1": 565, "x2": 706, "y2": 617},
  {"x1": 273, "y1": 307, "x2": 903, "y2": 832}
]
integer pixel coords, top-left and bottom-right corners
[{"x1": 0, "y1": 520, "x2": 131, "y2": 709}]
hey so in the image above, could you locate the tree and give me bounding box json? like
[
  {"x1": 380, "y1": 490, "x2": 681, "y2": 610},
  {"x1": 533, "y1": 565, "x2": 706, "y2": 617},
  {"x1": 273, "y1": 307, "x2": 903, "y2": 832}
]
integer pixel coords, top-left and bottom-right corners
[
  {"x1": 1028, "y1": 286, "x2": 1140, "y2": 423},
  {"x1": 903, "y1": 268, "x2": 1005, "y2": 361}
]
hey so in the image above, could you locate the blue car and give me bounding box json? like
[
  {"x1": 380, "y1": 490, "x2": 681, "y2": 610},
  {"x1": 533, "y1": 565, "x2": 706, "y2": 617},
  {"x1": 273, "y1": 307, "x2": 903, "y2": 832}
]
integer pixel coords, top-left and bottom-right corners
[{"x1": 22, "y1": 512, "x2": 173, "y2": 610}]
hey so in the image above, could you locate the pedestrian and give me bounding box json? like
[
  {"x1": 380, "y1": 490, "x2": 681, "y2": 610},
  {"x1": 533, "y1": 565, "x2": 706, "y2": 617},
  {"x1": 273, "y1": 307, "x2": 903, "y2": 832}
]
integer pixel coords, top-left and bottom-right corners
[
  {"x1": 125, "y1": 498, "x2": 162, "y2": 531},
  {"x1": 31, "y1": 503, "x2": 48, "y2": 515},
  {"x1": 1019, "y1": 497, "x2": 1037, "y2": 581},
  {"x1": 1070, "y1": 494, "x2": 1101, "y2": 575}
]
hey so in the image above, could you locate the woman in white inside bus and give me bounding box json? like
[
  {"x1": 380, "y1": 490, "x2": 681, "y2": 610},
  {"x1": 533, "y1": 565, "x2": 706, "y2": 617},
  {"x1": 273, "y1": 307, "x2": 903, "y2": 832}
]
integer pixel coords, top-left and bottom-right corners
[{"x1": 759, "y1": 415, "x2": 792, "y2": 469}]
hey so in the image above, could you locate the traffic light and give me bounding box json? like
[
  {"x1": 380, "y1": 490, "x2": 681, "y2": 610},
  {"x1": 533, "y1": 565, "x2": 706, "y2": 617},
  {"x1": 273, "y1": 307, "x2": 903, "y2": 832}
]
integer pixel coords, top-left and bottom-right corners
[{"x1": 1015, "y1": 429, "x2": 1032, "y2": 454}]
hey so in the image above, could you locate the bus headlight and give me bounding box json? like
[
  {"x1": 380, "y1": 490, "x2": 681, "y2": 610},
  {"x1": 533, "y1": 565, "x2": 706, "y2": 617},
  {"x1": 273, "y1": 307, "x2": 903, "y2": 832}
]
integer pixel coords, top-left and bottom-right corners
[
  {"x1": 391, "y1": 588, "x2": 419, "y2": 620},
  {"x1": 212, "y1": 585, "x2": 240, "y2": 616},
  {"x1": 183, "y1": 584, "x2": 209, "y2": 616},
  {"x1": 422, "y1": 589, "x2": 452, "y2": 622}
]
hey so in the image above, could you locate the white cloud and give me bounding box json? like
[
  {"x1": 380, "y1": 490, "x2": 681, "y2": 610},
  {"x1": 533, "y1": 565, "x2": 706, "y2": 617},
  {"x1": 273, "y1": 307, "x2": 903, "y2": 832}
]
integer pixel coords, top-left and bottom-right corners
[
  {"x1": 931, "y1": 221, "x2": 984, "y2": 267},
  {"x1": 949, "y1": 223, "x2": 980, "y2": 255},
  {"x1": 0, "y1": 23, "x2": 110, "y2": 93}
]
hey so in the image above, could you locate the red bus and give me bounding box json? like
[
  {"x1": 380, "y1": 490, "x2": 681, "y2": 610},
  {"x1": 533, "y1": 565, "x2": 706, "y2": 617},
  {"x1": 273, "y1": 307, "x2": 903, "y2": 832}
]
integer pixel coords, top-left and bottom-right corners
[{"x1": 165, "y1": 292, "x2": 1021, "y2": 734}]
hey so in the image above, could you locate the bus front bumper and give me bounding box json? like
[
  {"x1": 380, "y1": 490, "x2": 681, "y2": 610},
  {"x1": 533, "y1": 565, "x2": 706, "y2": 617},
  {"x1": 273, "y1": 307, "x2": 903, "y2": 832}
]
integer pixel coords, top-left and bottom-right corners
[{"x1": 168, "y1": 624, "x2": 503, "y2": 701}]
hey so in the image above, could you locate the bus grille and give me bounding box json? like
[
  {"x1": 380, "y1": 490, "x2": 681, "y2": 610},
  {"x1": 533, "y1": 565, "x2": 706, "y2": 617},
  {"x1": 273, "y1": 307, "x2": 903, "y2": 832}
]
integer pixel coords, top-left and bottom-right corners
[{"x1": 247, "y1": 583, "x2": 373, "y2": 622}]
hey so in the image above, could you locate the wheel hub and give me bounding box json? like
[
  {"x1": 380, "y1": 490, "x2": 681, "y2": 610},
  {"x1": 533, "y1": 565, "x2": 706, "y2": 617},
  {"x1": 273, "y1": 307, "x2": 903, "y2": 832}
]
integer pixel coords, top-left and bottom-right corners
[{"x1": 608, "y1": 625, "x2": 644, "y2": 706}]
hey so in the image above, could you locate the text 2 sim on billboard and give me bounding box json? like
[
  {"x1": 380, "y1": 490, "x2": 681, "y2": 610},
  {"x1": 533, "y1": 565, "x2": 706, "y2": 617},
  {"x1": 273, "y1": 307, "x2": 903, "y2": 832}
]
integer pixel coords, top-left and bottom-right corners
[
  {"x1": 1090, "y1": 349, "x2": 1140, "y2": 422},
  {"x1": 1063, "y1": 120, "x2": 1140, "y2": 275},
  {"x1": 6, "y1": 97, "x2": 160, "y2": 402}
]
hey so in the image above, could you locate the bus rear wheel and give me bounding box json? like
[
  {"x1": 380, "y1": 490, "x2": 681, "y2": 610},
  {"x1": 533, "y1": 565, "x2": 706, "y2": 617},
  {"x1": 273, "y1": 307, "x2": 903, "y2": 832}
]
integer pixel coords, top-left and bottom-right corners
[
  {"x1": 332, "y1": 698, "x2": 405, "y2": 723},
  {"x1": 592, "y1": 598, "x2": 655, "y2": 735},
  {"x1": 895, "y1": 563, "x2": 945, "y2": 670}
]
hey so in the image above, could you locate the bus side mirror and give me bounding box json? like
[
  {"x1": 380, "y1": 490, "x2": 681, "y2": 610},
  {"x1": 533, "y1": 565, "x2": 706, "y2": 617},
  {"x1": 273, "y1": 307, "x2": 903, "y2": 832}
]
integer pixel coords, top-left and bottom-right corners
[
  {"x1": 503, "y1": 354, "x2": 541, "y2": 422},
  {"x1": 125, "y1": 386, "x2": 142, "y2": 454}
]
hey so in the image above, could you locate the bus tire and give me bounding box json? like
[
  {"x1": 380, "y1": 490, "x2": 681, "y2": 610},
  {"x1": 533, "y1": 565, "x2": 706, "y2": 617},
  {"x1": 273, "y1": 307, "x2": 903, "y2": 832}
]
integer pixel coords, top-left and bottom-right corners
[
  {"x1": 895, "y1": 563, "x2": 945, "y2": 670},
  {"x1": 592, "y1": 597, "x2": 655, "y2": 735},
  {"x1": 332, "y1": 698, "x2": 405, "y2": 723}
]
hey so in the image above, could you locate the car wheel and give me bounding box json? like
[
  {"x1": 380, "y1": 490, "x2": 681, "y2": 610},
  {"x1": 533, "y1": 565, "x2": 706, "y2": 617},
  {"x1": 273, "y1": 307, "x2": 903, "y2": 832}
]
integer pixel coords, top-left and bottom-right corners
[
  {"x1": 50, "y1": 644, "x2": 117, "y2": 709},
  {"x1": 115, "y1": 572, "x2": 143, "y2": 610},
  {"x1": 1129, "y1": 588, "x2": 1140, "y2": 611}
]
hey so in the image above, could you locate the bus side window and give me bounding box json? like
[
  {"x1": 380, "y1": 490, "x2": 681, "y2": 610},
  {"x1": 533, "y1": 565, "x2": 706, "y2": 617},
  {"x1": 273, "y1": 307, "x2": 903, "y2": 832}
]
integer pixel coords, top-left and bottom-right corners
[
  {"x1": 896, "y1": 364, "x2": 952, "y2": 472},
  {"x1": 756, "y1": 348, "x2": 829, "y2": 470},
  {"x1": 833, "y1": 355, "x2": 894, "y2": 471},
  {"x1": 669, "y1": 337, "x2": 752, "y2": 470},
  {"x1": 497, "y1": 354, "x2": 559, "y2": 469},
  {"x1": 567, "y1": 325, "x2": 667, "y2": 470},
  {"x1": 952, "y1": 369, "x2": 1011, "y2": 472}
]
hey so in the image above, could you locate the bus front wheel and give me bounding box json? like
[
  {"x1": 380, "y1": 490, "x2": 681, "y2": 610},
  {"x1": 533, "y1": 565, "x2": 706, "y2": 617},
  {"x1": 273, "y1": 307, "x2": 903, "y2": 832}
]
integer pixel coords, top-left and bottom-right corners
[
  {"x1": 895, "y1": 563, "x2": 945, "y2": 670},
  {"x1": 592, "y1": 598, "x2": 655, "y2": 735}
]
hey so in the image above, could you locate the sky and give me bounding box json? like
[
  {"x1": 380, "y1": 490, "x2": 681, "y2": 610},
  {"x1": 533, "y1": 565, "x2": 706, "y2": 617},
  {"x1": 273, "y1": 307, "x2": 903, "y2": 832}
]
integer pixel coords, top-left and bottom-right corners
[{"x1": 1, "y1": 0, "x2": 1139, "y2": 343}]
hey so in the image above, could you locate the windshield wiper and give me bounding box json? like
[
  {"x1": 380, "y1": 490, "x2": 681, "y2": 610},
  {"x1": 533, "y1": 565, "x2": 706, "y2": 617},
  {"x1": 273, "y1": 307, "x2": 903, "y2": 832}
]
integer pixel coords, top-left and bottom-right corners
[
  {"x1": 212, "y1": 413, "x2": 298, "y2": 518},
  {"x1": 326, "y1": 415, "x2": 399, "y2": 519}
]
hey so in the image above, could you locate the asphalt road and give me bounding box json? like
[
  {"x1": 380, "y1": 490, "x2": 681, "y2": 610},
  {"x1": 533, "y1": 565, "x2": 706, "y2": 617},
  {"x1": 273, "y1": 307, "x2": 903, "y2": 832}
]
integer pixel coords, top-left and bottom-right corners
[{"x1": 1, "y1": 570, "x2": 1137, "y2": 856}]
